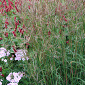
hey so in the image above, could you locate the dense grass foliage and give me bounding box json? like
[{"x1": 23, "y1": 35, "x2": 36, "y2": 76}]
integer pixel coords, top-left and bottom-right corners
[{"x1": 0, "y1": 0, "x2": 85, "y2": 85}]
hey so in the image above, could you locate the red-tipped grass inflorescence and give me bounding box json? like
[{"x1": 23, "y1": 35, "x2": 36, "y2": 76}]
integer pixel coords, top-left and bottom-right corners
[{"x1": 12, "y1": 31, "x2": 16, "y2": 37}]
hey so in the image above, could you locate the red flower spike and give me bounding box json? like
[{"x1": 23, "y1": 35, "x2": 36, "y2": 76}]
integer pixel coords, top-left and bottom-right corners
[
  {"x1": 15, "y1": 21, "x2": 18, "y2": 31},
  {"x1": 8, "y1": 0, "x2": 13, "y2": 5},
  {"x1": 28, "y1": 5, "x2": 30, "y2": 9},
  {"x1": 48, "y1": 31, "x2": 51, "y2": 36},
  {"x1": 63, "y1": 15, "x2": 67, "y2": 22},
  {"x1": 1, "y1": 74, "x2": 4, "y2": 77},
  {"x1": 0, "y1": 67, "x2": 2, "y2": 72},
  {"x1": 29, "y1": 0, "x2": 31, "y2": 2},
  {"x1": 26, "y1": 43, "x2": 29, "y2": 45},
  {"x1": 5, "y1": 24, "x2": 7, "y2": 28},
  {"x1": 4, "y1": 32, "x2": 8, "y2": 37},
  {"x1": 66, "y1": 40, "x2": 69, "y2": 43},
  {"x1": 12, "y1": 31, "x2": 16, "y2": 37},
  {"x1": 14, "y1": 17, "x2": 16, "y2": 21},
  {"x1": 15, "y1": 5, "x2": 19, "y2": 12},
  {"x1": 21, "y1": 29, "x2": 24, "y2": 35},
  {"x1": 0, "y1": 37, "x2": 3, "y2": 40},
  {"x1": 5, "y1": 20, "x2": 9, "y2": 25},
  {"x1": 55, "y1": 8, "x2": 57, "y2": 15},
  {"x1": 23, "y1": 24, "x2": 25, "y2": 28},
  {"x1": 62, "y1": 25, "x2": 65, "y2": 28},
  {"x1": 26, "y1": 43, "x2": 29, "y2": 48},
  {"x1": 13, "y1": 12, "x2": 15, "y2": 14},
  {"x1": 12, "y1": 46, "x2": 17, "y2": 52}
]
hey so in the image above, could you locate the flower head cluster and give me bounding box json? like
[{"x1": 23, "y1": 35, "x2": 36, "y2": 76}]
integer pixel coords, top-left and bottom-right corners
[
  {"x1": 15, "y1": 49, "x2": 29, "y2": 61},
  {"x1": 0, "y1": 47, "x2": 10, "y2": 58},
  {"x1": 6, "y1": 72, "x2": 25, "y2": 85}
]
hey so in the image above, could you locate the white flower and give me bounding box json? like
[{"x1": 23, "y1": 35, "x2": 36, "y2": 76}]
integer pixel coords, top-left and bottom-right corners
[{"x1": 4, "y1": 59, "x2": 7, "y2": 62}]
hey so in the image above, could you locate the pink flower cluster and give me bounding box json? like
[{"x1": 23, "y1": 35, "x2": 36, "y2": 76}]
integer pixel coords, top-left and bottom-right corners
[
  {"x1": 0, "y1": 47, "x2": 10, "y2": 58},
  {"x1": 15, "y1": 49, "x2": 29, "y2": 61},
  {"x1": 6, "y1": 72, "x2": 25, "y2": 85}
]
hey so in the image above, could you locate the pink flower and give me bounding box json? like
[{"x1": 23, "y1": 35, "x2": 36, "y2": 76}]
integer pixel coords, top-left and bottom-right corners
[
  {"x1": 6, "y1": 72, "x2": 24, "y2": 84},
  {"x1": 15, "y1": 49, "x2": 28, "y2": 61}
]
